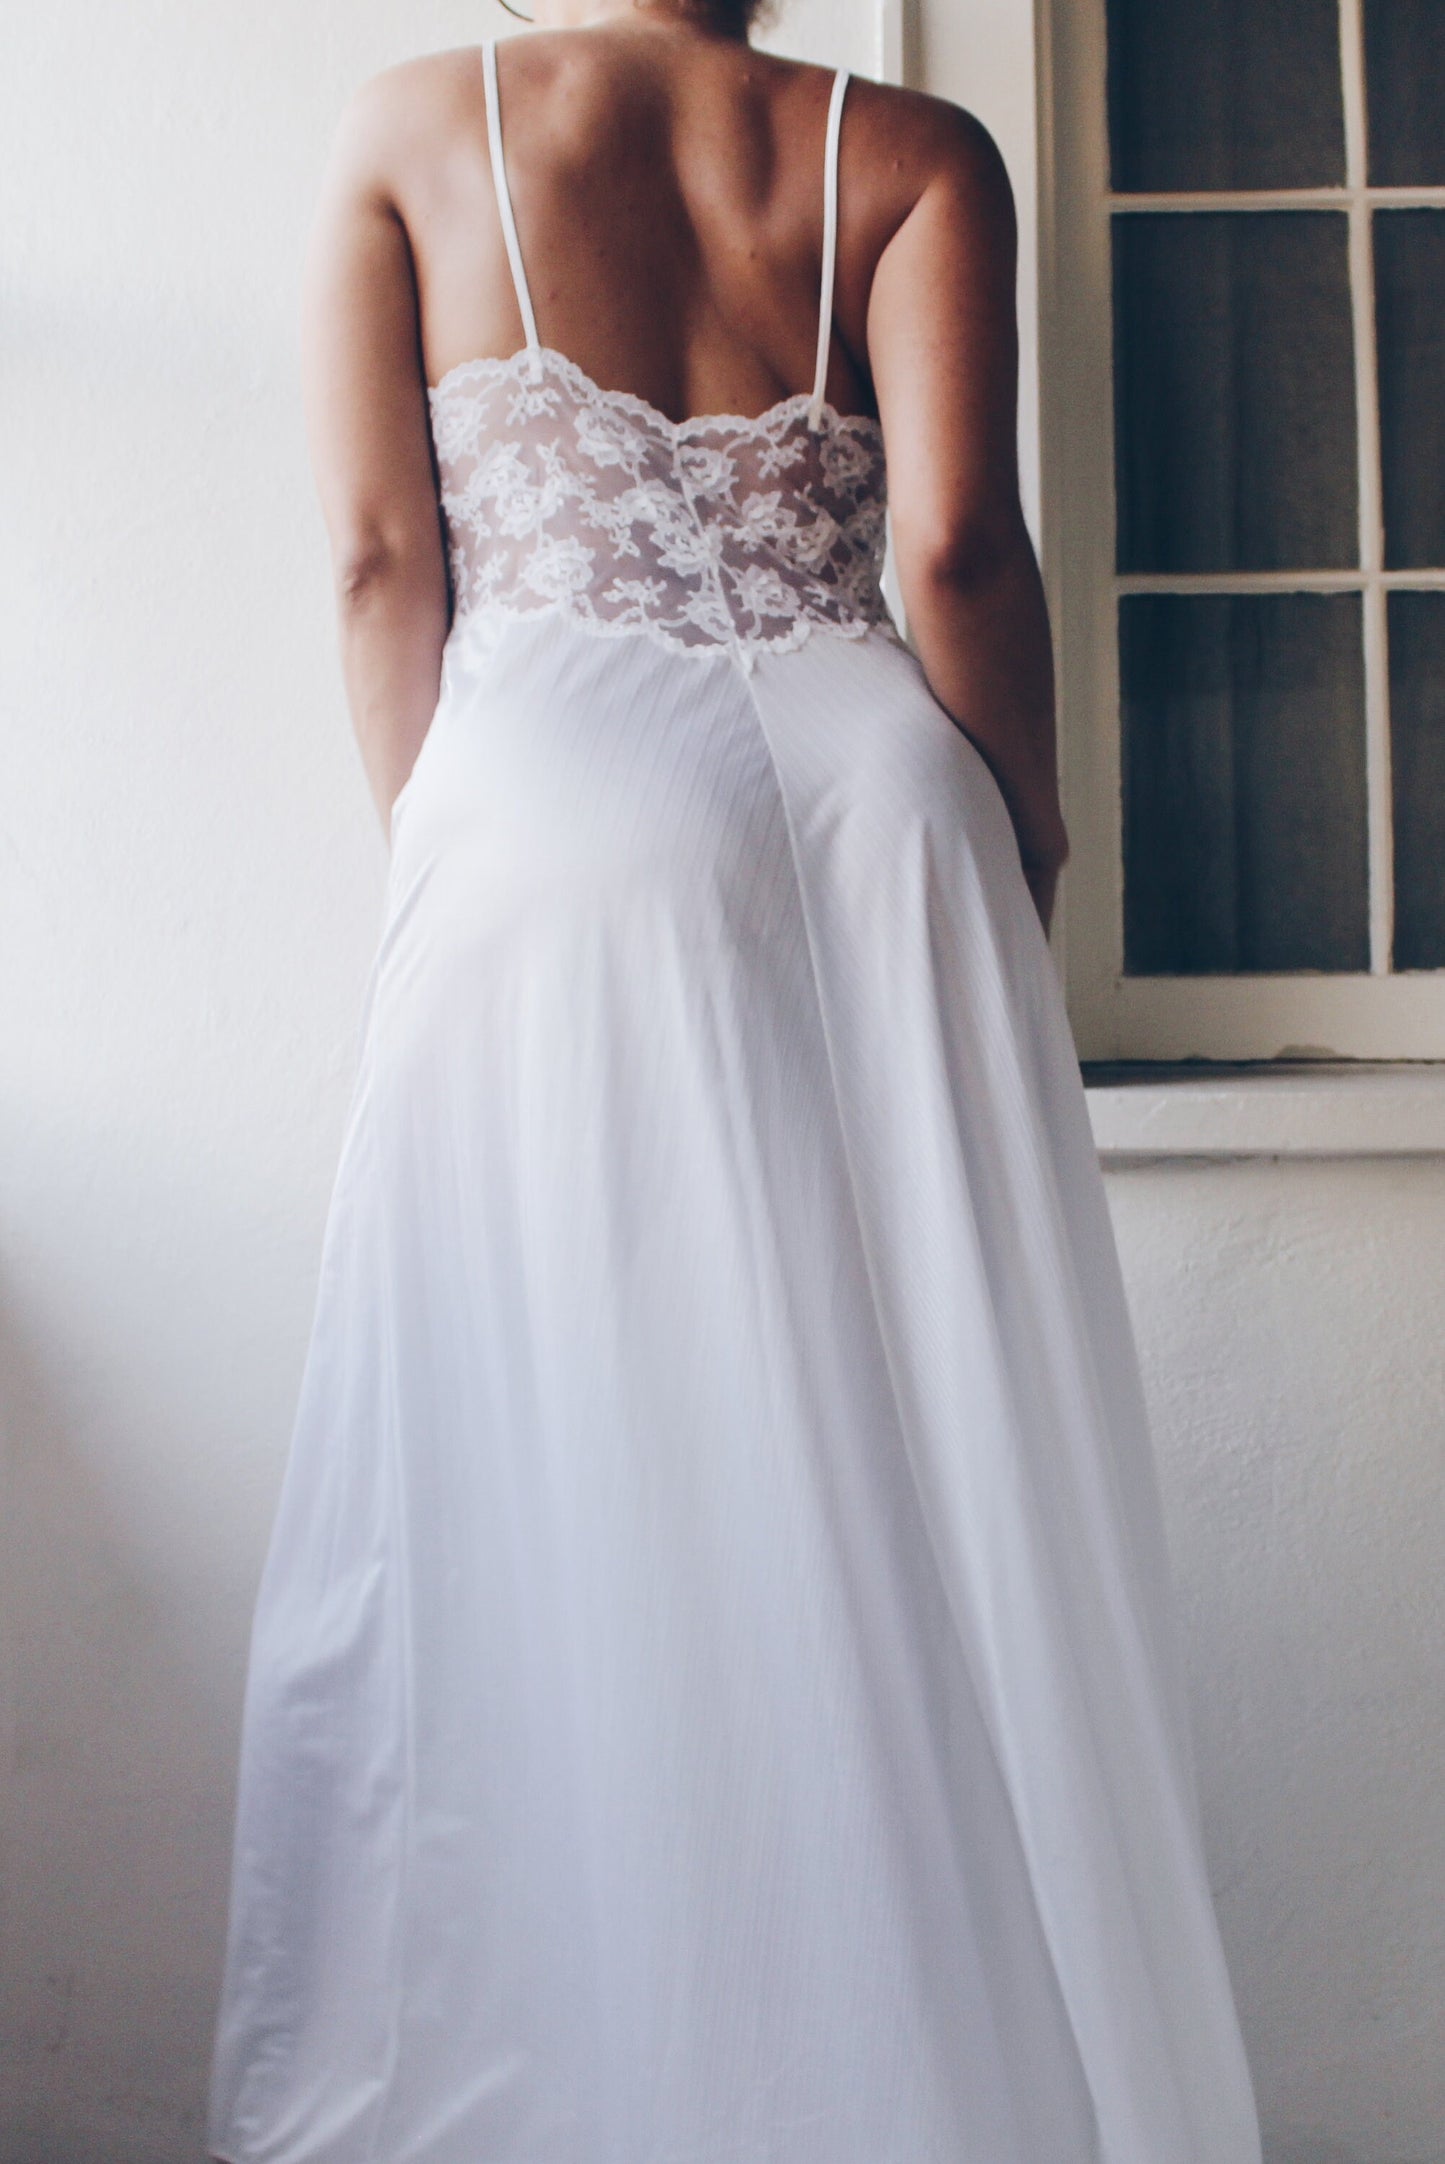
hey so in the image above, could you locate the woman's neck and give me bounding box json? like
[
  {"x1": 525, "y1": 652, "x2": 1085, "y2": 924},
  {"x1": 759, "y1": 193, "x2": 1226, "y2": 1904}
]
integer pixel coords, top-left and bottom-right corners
[{"x1": 531, "y1": 1, "x2": 747, "y2": 39}]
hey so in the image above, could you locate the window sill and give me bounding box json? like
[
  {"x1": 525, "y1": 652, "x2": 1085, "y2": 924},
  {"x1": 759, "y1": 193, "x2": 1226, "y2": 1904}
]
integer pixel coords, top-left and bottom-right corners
[{"x1": 1083, "y1": 1062, "x2": 1445, "y2": 1164}]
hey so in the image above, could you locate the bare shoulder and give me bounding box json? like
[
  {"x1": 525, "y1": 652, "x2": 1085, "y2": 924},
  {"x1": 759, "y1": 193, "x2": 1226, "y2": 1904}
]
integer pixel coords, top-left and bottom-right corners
[
  {"x1": 323, "y1": 47, "x2": 486, "y2": 198},
  {"x1": 840, "y1": 76, "x2": 1015, "y2": 260},
  {"x1": 329, "y1": 35, "x2": 664, "y2": 183}
]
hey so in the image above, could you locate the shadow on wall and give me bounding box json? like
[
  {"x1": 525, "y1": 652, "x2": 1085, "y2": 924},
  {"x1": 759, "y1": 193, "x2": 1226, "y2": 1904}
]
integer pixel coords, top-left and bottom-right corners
[{"x1": 0, "y1": 1288, "x2": 241, "y2": 2164}]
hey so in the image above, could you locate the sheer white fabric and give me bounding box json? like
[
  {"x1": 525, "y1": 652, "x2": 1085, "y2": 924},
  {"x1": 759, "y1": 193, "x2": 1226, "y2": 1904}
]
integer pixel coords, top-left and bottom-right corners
[{"x1": 430, "y1": 349, "x2": 893, "y2": 664}]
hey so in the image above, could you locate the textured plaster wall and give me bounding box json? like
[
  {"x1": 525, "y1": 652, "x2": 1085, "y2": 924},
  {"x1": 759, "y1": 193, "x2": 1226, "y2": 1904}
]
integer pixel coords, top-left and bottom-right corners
[
  {"x1": 1106, "y1": 1160, "x2": 1445, "y2": 2164},
  {"x1": 1, "y1": 1, "x2": 1440, "y2": 2161}
]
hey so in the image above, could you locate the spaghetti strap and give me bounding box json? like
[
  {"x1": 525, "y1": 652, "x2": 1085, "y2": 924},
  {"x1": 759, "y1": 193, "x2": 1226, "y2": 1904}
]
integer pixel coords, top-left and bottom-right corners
[
  {"x1": 483, "y1": 39, "x2": 542, "y2": 365},
  {"x1": 808, "y1": 67, "x2": 850, "y2": 430}
]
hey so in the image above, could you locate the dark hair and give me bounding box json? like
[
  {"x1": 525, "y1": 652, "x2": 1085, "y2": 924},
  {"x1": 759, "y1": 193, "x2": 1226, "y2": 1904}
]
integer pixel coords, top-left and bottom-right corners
[{"x1": 681, "y1": 0, "x2": 772, "y2": 32}]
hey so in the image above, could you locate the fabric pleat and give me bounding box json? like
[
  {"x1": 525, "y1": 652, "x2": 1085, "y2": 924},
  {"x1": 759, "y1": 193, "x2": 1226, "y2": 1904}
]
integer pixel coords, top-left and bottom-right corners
[{"x1": 209, "y1": 610, "x2": 1262, "y2": 2164}]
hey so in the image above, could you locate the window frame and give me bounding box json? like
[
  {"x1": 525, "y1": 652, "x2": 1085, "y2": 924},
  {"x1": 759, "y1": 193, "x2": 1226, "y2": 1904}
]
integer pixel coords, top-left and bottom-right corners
[{"x1": 1038, "y1": 0, "x2": 1445, "y2": 1062}]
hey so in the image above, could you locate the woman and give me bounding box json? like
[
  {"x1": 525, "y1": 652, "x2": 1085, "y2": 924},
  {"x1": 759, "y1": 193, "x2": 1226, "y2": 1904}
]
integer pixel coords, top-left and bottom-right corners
[{"x1": 209, "y1": 5, "x2": 1263, "y2": 2161}]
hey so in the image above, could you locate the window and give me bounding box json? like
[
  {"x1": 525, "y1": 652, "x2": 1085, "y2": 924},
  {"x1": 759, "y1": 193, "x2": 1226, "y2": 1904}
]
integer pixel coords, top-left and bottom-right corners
[{"x1": 1041, "y1": 0, "x2": 1445, "y2": 1059}]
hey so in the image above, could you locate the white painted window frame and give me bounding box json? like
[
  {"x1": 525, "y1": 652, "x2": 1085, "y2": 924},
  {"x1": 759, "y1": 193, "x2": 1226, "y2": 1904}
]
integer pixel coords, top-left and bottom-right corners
[
  {"x1": 776, "y1": 0, "x2": 1445, "y2": 1147},
  {"x1": 1038, "y1": 0, "x2": 1445, "y2": 1064}
]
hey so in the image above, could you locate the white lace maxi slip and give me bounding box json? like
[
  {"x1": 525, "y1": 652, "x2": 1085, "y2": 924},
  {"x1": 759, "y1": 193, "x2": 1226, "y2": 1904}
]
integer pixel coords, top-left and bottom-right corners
[{"x1": 208, "y1": 49, "x2": 1263, "y2": 2164}]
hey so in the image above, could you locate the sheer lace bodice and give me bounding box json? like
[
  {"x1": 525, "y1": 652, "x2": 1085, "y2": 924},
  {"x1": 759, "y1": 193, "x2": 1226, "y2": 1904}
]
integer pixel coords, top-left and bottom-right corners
[
  {"x1": 429, "y1": 348, "x2": 892, "y2": 665},
  {"x1": 425, "y1": 50, "x2": 892, "y2": 668}
]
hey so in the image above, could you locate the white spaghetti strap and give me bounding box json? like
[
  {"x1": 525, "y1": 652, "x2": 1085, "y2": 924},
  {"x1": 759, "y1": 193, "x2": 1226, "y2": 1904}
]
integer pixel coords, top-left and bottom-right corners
[
  {"x1": 482, "y1": 39, "x2": 542, "y2": 364},
  {"x1": 808, "y1": 67, "x2": 850, "y2": 429}
]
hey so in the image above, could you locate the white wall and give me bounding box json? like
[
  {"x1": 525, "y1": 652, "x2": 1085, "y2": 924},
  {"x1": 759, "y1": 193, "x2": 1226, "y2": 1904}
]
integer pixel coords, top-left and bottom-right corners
[
  {"x1": 1108, "y1": 1160, "x2": 1445, "y2": 2164},
  {"x1": 2, "y1": 3, "x2": 1439, "y2": 2162}
]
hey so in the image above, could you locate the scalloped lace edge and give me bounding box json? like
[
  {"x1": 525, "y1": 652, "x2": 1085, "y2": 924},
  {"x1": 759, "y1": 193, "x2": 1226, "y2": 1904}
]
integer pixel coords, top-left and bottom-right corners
[
  {"x1": 448, "y1": 595, "x2": 902, "y2": 670},
  {"x1": 428, "y1": 345, "x2": 886, "y2": 446}
]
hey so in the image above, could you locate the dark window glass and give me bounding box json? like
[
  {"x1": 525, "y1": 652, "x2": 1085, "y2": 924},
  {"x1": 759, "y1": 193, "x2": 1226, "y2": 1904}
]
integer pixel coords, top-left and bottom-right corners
[
  {"x1": 1121, "y1": 593, "x2": 1369, "y2": 973},
  {"x1": 1390, "y1": 593, "x2": 1445, "y2": 968},
  {"x1": 1365, "y1": 0, "x2": 1445, "y2": 185},
  {"x1": 1107, "y1": 0, "x2": 1345, "y2": 192},
  {"x1": 1113, "y1": 213, "x2": 1357, "y2": 574},
  {"x1": 1375, "y1": 211, "x2": 1445, "y2": 570}
]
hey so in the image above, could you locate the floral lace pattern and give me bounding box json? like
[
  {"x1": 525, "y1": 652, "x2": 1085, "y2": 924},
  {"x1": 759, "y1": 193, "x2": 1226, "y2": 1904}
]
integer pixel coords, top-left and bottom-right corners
[{"x1": 429, "y1": 348, "x2": 893, "y2": 665}]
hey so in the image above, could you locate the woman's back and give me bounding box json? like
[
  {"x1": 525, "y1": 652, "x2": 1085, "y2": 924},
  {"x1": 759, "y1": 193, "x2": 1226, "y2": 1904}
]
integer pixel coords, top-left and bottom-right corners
[
  {"x1": 410, "y1": 41, "x2": 892, "y2": 664},
  {"x1": 349, "y1": 28, "x2": 920, "y2": 425},
  {"x1": 304, "y1": 15, "x2": 1072, "y2": 875}
]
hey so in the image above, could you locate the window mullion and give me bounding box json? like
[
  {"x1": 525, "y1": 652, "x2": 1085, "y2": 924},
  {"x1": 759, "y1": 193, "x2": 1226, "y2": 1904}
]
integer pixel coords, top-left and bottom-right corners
[
  {"x1": 1109, "y1": 187, "x2": 1445, "y2": 214},
  {"x1": 1118, "y1": 570, "x2": 1445, "y2": 595},
  {"x1": 1340, "y1": 0, "x2": 1394, "y2": 975}
]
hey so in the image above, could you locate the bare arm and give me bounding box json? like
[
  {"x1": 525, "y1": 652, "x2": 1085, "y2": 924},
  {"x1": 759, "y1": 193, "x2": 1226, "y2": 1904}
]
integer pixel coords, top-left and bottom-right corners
[
  {"x1": 300, "y1": 81, "x2": 449, "y2": 835},
  {"x1": 867, "y1": 114, "x2": 1068, "y2": 933}
]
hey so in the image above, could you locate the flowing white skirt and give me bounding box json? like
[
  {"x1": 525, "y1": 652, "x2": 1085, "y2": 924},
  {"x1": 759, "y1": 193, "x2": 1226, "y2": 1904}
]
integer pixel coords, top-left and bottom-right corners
[{"x1": 208, "y1": 612, "x2": 1262, "y2": 2164}]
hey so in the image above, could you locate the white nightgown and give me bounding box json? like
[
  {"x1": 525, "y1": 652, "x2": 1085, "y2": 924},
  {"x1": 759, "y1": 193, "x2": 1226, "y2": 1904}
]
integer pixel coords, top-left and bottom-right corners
[{"x1": 208, "y1": 50, "x2": 1263, "y2": 2164}]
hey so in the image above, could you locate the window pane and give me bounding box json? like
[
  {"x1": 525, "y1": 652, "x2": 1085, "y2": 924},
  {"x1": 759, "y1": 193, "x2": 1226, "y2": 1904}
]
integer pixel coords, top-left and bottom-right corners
[
  {"x1": 1121, "y1": 593, "x2": 1369, "y2": 974},
  {"x1": 1107, "y1": 0, "x2": 1345, "y2": 192},
  {"x1": 1390, "y1": 593, "x2": 1445, "y2": 969},
  {"x1": 1365, "y1": 0, "x2": 1445, "y2": 185},
  {"x1": 1113, "y1": 213, "x2": 1357, "y2": 574},
  {"x1": 1375, "y1": 211, "x2": 1445, "y2": 571}
]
